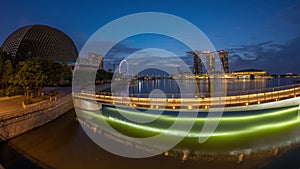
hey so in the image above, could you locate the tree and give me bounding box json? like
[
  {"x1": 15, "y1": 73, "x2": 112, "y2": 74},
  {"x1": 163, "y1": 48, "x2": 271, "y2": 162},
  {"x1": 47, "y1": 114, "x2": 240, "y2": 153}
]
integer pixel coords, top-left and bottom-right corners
[
  {"x1": 13, "y1": 58, "x2": 72, "y2": 98},
  {"x1": 0, "y1": 52, "x2": 4, "y2": 90},
  {"x1": 3, "y1": 60, "x2": 14, "y2": 95},
  {"x1": 14, "y1": 58, "x2": 47, "y2": 98},
  {"x1": 42, "y1": 60, "x2": 62, "y2": 85},
  {"x1": 0, "y1": 55, "x2": 73, "y2": 98},
  {"x1": 0, "y1": 48, "x2": 12, "y2": 90},
  {"x1": 60, "y1": 63, "x2": 72, "y2": 82}
]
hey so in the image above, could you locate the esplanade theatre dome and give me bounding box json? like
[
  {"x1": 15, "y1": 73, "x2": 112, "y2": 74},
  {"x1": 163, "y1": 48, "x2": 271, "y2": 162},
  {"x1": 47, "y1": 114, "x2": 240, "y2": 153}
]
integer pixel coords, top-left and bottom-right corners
[{"x1": 1, "y1": 24, "x2": 78, "y2": 63}]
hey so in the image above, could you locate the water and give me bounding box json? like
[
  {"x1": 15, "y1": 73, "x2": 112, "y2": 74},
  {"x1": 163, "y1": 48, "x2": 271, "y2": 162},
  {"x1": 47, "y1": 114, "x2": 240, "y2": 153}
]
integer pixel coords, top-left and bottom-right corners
[
  {"x1": 1, "y1": 109, "x2": 300, "y2": 169},
  {"x1": 126, "y1": 78, "x2": 300, "y2": 97},
  {"x1": 1, "y1": 78, "x2": 300, "y2": 168}
]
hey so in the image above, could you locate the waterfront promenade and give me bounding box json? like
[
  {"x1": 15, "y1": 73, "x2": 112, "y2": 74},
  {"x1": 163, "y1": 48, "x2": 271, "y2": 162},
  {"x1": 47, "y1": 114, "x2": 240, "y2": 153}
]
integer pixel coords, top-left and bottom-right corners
[
  {"x1": 0, "y1": 96, "x2": 23, "y2": 114},
  {"x1": 74, "y1": 83, "x2": 300, "y2": 110},
  {"x1": 0, "y1": 87, "x2": 71, "y2": 115},
  {"x1": 0, "y1": 86, "x2": 73, "y2": 141}
]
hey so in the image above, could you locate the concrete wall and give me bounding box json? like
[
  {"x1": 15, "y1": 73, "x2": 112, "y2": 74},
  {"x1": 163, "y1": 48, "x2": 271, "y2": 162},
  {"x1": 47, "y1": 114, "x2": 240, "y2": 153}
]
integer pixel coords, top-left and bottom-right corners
[{"x1": 0, "y1": 95, "x2": 73, "y2": 141}]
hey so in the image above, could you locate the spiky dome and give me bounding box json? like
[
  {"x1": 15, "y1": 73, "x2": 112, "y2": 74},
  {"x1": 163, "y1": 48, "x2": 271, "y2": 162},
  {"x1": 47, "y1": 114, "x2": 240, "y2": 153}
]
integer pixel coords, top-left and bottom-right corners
[{"x1": 1, "y1": 24, "x2": 78, "y2": 63}]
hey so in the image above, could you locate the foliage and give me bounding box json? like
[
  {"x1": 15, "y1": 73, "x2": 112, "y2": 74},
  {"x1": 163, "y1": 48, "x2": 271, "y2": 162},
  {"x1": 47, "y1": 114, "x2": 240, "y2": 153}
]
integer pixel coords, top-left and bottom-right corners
[
  {"x1": 96, "y1": 69, "x2": 113, "y2": 81},
  {"x1": 0, "y1": 53, "x2": 72, "y2": 97},
  {"x1": 13, "y1": 58, "x2": 48, "y2": 97}
]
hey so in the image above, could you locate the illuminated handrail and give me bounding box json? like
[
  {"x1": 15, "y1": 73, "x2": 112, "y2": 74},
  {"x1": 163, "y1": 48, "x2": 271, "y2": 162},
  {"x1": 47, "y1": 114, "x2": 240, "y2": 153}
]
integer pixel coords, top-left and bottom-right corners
[{"x1": 73, "y1": 83, "x2": 300, "y2": 109}]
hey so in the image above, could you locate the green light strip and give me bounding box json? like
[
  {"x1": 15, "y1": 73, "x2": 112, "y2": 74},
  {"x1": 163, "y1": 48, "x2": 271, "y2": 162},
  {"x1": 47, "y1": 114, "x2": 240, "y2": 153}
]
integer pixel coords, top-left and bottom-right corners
[
  {"x1": 105, "y1": 106, "x2": 299, "y2": 122},
  {"x1": 106, "y1": 115, "x2": 300, "y2": 138},
  {"x1": 79, "y1": 109, "x2": 300, "y2": 138}
]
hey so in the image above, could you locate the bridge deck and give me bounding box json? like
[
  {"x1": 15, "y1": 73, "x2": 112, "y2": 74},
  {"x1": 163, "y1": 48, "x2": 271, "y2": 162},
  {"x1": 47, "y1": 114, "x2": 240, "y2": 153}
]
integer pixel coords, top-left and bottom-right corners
[{"x1": 74, "y1": 83, "x2": 300, "y2": 109}]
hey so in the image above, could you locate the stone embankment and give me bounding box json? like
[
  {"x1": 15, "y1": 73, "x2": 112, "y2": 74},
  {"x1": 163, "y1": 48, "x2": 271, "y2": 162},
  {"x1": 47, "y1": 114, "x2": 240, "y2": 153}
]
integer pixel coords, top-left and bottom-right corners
[{"x1": 0, "y1": 95, "x2": 73, "y2": 141}]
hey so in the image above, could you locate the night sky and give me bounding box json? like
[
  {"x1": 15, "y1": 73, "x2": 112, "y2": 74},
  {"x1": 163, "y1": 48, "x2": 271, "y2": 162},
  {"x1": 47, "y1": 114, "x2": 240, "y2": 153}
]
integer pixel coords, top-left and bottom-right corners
[{"x1": 1, "y1": 0, "x2": 299, "y2": 74}]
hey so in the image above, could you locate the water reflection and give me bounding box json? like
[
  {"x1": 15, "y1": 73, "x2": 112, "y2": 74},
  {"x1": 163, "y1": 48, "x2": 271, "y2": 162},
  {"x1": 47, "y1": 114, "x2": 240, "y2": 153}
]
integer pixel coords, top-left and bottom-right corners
[
  {"x1": 2, "y1": 78, "x2": 300, "y2": 168},
  {"x1": 1, "y1": 109, "x2": 300, "y2": 169},
  {"x1": 111, "y1": 78, "x2": 300, "y2": 97},
  {"x1": 75, "y1": 100, "x2": 300, "y2": 163},
  {"x1": 86, "y1": 78, "x2": 300, "y2": 161}
]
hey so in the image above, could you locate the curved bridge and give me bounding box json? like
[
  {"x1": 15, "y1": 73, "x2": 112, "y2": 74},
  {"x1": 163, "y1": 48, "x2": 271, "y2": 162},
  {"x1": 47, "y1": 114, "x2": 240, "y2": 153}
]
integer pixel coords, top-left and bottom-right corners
[
  {"x1": 73, "y1": 83, "x2": 300, "y2": 159},
  {"x1": 73, "y1": 83, "x2": 300, "y2": 110}
]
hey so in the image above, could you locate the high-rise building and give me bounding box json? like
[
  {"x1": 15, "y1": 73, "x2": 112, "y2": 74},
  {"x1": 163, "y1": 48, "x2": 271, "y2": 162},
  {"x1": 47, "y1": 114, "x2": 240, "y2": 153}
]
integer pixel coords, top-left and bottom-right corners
[
  {"x1": 205, "y1": 52, "x2": 216, "y2": 74},
  {"x1": 219, "y1": 50, "x2": 229, "y2": 73},
  {"x1": 187, "y1": 51, "x2": 202, "y2": 75},
  {"x1": 88, "y1": 53, "x2": 104, "y2": 69},
  {"x1": 188, "y1": 50, "x2": 229, "y2": 75}
]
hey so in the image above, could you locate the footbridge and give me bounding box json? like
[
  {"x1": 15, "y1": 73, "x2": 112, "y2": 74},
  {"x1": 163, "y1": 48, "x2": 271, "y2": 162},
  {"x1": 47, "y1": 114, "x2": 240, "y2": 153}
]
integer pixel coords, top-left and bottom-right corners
[{"x1": 73, "y1": 83, "x2": 300, "y2": 109}]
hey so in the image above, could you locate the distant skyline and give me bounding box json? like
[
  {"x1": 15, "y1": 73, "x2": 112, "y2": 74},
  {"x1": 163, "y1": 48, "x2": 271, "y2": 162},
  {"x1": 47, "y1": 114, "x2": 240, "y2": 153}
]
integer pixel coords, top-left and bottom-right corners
[{"x1": 1, "y1": 0, "x2": 299, "y2": 74}]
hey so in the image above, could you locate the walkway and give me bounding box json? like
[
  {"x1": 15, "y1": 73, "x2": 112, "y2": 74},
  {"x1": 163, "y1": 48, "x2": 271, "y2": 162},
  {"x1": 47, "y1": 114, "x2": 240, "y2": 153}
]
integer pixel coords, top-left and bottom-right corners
[
  {"x1": 74, "y1": 83, "x2": 300, "y2": 109},
  {"x1": 0, "y1": 86, "x2": 72, "y2": 119},
  {"x1": 0, "y1": 96, "x2": 24, "y2": 114}
]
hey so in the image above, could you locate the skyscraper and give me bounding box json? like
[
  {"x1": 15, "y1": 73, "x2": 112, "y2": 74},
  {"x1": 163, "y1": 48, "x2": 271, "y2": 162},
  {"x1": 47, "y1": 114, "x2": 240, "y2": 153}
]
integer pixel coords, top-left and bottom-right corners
[
  {"x1": 219, "y1": 50, "x2": 229, "y2": 73},
  {"x1": 188, "y1": 50, "x2": 229, "y2": 75},
  {"x1": 187, "y1": 51, "x2": 202, "y2": 75}
]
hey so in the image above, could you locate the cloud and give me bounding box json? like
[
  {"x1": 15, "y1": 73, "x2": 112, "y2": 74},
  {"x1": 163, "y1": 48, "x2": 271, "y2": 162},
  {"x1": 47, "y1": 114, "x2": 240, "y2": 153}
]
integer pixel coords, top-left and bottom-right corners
[
  {"x1": 104, "y1": 46, "x2": 193, "y2": 74},
  {"x1": 107, "y1": 43, "x2": 140, "y2": 55},
  {"x1": 257, "y1": 41, "x2": 273, "y2": 46},
  {"x1": 228, "y1": 41, "x2": 273, "y2": 62},
  {"x1": 164, "y1": 63, "x2": 181, "y2": 67},
  {"x1": 86, "y1": 35, "x2": 300, "y2": 75},
  {"x1": 229, "y1": 36, "x2": 300, "y2": 74}
]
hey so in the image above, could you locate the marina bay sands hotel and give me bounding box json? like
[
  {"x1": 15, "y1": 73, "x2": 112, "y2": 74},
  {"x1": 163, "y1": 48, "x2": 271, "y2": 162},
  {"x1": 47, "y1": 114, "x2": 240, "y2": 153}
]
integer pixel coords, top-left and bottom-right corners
[{"x1": 187, "y1": 50, "x2": 229, "y2": 75}]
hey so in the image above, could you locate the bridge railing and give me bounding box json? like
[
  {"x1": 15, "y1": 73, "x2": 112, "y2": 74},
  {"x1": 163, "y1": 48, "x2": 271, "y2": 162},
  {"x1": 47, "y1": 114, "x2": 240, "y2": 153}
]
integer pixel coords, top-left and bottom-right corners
[{"x1": 73, "y1": 83, "x2": 300, "y2": 108}]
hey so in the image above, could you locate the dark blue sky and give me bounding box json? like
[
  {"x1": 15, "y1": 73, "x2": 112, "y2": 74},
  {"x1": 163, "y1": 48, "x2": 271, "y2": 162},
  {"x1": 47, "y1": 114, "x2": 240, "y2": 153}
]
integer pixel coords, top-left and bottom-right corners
[{"x1": 1, "y1": 0, "x2": 300, "y2": 74}]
